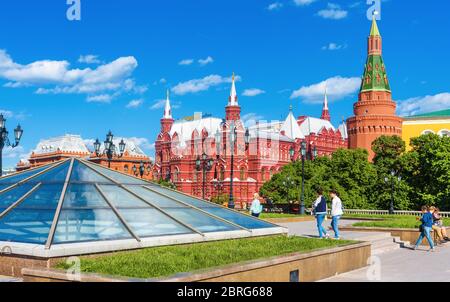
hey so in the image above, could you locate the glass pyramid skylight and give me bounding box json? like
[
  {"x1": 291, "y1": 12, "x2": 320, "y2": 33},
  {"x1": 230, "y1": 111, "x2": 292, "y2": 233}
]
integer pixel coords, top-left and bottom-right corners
[{"x1": 0, "y1": 158, "x2": 285, "y2": 257}]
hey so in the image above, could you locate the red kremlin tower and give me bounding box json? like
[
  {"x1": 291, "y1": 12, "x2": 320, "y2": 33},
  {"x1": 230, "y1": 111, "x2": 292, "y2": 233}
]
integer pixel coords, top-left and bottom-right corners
[{"x1": 347, "y1": 17, "x2": 403, "y2": 161}]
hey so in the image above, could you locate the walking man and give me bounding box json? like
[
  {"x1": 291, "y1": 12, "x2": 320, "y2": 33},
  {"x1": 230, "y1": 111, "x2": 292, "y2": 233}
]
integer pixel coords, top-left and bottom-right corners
[{"x1": 312, "y1": 188, "x2": 329, "y2": 239}]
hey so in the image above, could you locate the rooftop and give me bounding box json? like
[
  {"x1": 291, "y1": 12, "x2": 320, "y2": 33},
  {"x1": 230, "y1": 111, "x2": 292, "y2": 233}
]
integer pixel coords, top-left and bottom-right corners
[{"x1": 404, "y1": 109, "x2": 450, "y2": 119}]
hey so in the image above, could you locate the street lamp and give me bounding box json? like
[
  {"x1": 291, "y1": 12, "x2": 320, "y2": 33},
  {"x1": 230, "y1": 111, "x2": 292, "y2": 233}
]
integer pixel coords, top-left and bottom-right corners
[
  {"x1": 312, "y1": 145, "x2": 318, "y2": 159},
  {"x1": 290, "y1": 141, "x2": 307, "y2": 215},
  {"x1": 196, "y1": 152, "x2": 214, "y2": 200},
  {"x1": 94, "y1": 131, "x2": 126, "y2": 168},
  {"x1": 0, "y1": 114, "x2": 24, "y2": 177},
  {"x1": 385, "y1": 170, "x2": 402, "y2": 214},
  {"x1": 228, "y1": 123, "x2": 238, "y2": 209}
]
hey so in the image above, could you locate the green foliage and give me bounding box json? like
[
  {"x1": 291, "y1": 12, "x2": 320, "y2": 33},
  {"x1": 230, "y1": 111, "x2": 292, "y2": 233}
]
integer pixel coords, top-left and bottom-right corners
[
  {"x1": 260, "y1": 134, "x2": 450, "y2": 211},
  {"x1": 56, "y1": 236, "x2": 354, "y2": 279},
  {"x1": 156, "y1": 179, "x2": 177, "y2": 190},
  {"x1": 402, "y1": 134, "x2": 450, "y2": 209},
  {"x1": 211, "y1": 193, "x2": 228, "y2": 205},
  {"x1": 353, "y1": 216, "x2": 450, "y2": 229}
]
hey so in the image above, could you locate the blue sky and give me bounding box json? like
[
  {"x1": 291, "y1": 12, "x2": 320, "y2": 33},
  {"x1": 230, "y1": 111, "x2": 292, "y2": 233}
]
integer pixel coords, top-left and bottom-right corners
[{"x1": 0, "y1": 0, "x2": 449, "y2": 168}]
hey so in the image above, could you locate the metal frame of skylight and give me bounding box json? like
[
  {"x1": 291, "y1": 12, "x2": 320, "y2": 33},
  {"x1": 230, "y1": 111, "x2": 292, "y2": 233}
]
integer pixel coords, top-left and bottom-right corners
[
  {"x1": 0, "y1": 183, "x2": 42, "y2": 220},
  {"x1": 81, "y1": 158, "x2": 280, "y2": 228},
  {"x1": 141, "y1": 186, "x2": 252, "y2": 233},
  {"x1": 95, "y1": 183, "x2": 142, "y2": 242},
  {"x1": 45, "y1": 158, "x2": 75, "y2": 249},
  {"x1": 80, "y1": 159, "x2": 206, "y2": 237},
  {"x1": 0, "y1": 159, "x2": 70, "y2": 196}
]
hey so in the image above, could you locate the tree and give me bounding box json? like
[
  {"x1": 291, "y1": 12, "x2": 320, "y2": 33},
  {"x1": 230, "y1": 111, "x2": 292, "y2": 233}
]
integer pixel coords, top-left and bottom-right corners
[
  {"x1": 403, "y1": 134, "x2": 450, "y2": 210},
  {"x1": 371, "y1": 136, "x2": 412, "y2": 210}
]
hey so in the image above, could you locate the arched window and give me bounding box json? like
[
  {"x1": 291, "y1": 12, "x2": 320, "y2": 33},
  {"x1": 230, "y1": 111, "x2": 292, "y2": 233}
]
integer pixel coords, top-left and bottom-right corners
[
  {"x1": 173, "y1": 168, "x2": 180, "y2": 182},
  {"x1": 438, "y1": 129, "x2": 450, "y2": 137},
  {"x1": 421, "y1": 130, "x2": 435, "y2": 135},
  {"x1": 240, "y1": 167, "x2": 245, "y2": 181},
  {"x1": 261, "y1": 168, "x2": 266, "y2": 182},
  {"x1": 124, "y1": 165, "x2": 129, "y2": 173}
]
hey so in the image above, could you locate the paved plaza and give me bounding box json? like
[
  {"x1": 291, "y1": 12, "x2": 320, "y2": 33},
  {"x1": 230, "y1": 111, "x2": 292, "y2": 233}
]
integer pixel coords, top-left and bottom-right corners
[{"x1": 282, "y1": 220, "x2": 450, "y2": 282}]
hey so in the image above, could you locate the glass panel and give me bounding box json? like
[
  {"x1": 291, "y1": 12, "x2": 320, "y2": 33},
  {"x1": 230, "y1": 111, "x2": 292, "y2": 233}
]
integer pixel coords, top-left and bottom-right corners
[
  {"x1": 125, "y1": 186, "x2": 186, "y2": 208},
  {"x1": 70, "y1": 161, "x2": 112, "y2": 183},
  {"x1": 98, "y1": 185, "x2": 151, "y2": 208},
  {"x1": 146, "y1": 186, "x2": 219, "y2": 208},
  {"x1": 200, "y1": 208, "x2": 276, "y2": 229},
  {"x1": 165, "y1": 208, "x2": 239, "y2": 233},
  {"x1": 85, "y1": 163, "x2": 148, "y2": 185},
  {"x1": 62, "y1": 184, "x2": 107, "y2": 209},
  {"x1": 28, "y1": 161, "x2": 71, "y2": 184},
  {"x1": 53, "y1": 209, "x2": 133, "y2": 244},
  {"x1": 0, "y1": 184, "x2": 35, "y2": 209},
  {"x1": 0, "y1": 165, "x2": 50, "y2": 185},
  {"x1": 118, "y1": 208, "x2": 193, "y2": 237},
  {"x1": 0, "y1": 184, "x2": 63, "y2": 244}
]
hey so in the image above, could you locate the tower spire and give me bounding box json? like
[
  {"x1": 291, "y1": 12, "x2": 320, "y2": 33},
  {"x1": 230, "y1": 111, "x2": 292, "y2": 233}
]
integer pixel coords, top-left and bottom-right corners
[
  {"x1": 163, "y1": 89, "x2": 172, "y2": 119},
  {"x1": 228, "y1": 72, "x2": 238, "y2": 106},
  {"x1": 370, "y1": 16, "x2": 381, "y2": 37},
  {"x1": 321, "y1": 85, "x2": 331, "y2": 121}
]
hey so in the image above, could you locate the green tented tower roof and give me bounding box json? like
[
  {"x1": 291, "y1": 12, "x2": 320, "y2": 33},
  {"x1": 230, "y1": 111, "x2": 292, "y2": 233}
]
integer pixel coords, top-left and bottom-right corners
[{"x1": 0, "y1": 158, "x2": 285, "y2": 258}]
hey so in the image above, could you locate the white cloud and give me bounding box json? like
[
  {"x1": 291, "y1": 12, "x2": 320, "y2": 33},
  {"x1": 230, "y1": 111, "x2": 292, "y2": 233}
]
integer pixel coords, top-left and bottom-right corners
[
  {"x1": 397, "y1": 93, "x2": 450, "y2": 117},
  {"x1": 242, "y1": 113, "x2": 265, "y2": 127},
  {"x1": 0, "y1": 109, "x2": 14, "y2": 118},
  {"x1": 150, "y1": 99, "x2": 180, "y2": 110},
  {"x1": 322, "y1": 42, "x2": 347, "y2": 51},
  {"x1": 267, "y1": 2, "x2": 283, "y2": 11},
  {"x1": 317, "y1": 3, "x2": 348, "y2": 20},
  {"x1": 126, "y1": 99, "x2": 144, "y2": 109},
  {"x1": 179, "y1": 59, "x2": 194, "y2": 66},
  {"x1": 127, "y1": 137, "x2": 155, "y2": 152},
  {"x1": 86, "y1": 94, "x2": 115, "y2": 103},
  {"x1": 3, "y1": 145, "x2": 27, "y2": 160},
  {"x1": 198, "y1": 56, "x2": 214, "y2": 66},
  {"x1": 172, "y1": 74, "x2": 240, "y2": 96},
  {"x1": 242, "y1": 88, "x2": 266, "y2": 97},
  {"x1": 78, "y1": 54, "x2": 101, "y2": 64},
  {"x1": 294, "y1": 0, "x2": 317, "y2": 6},
  {"x1": 0, "y1": 49, "x2": 144, "y2": 102},
  {"x1": 290, "y1": 76, "x2": 361, "y2": 103}
]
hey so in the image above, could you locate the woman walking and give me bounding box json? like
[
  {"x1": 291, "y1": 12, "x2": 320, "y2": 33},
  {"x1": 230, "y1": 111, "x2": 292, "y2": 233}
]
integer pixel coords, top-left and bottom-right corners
[
  {"x1": 330, "y1": 189, "x2": 343, "y2": 240},
  {"x1": 250, "y1": 193, "x2": 263, "y2": 218}
]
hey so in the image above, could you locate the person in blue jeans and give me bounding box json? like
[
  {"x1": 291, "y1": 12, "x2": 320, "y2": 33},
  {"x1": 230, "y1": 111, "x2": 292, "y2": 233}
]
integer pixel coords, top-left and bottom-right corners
[
  {"x1": 329, "y1": 190, "x2": 344, "y2": 240},
  {"x1": 414, "y1": 206, "x2": 435, "y2": 252},
  {"x1": 312, "y1": 188, "x2": 329, "y2": 239}
]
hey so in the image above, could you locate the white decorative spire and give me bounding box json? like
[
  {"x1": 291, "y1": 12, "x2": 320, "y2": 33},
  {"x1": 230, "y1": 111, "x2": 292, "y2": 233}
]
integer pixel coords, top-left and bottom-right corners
[
  {"x1": 228, "y1": 72, "x2": 238, "y2": 106},
  {"x1": 281, "y1": 107, "x2": 305, "y2": 140},
  {"x1": 163, "y1": 89, "x2": 172, "y2": 119},
  {"x1": 323, "y1": 85, "x2": 329, "y2": 111}
]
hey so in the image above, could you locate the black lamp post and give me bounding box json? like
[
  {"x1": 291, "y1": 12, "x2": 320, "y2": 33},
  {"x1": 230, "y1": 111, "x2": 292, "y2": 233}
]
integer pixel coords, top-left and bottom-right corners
[
  {"x1": 94, "y1": 131, "x2": 126, "y2": 168},
  {"x1": 385, "y1": 170, "x2": 402, "y2": 215},
  {"x1": 290, "y1": 141, "x2": 307, "y2": 215},
  {"x1": 196, "y1": 153, "x2": 214, "y2": 200},
  {"x1": 0, "y1": 114, "x2": 24, "y2": 177},
  {"x1": 312, "y1": 145, "x2": 318, "y2": 160}
]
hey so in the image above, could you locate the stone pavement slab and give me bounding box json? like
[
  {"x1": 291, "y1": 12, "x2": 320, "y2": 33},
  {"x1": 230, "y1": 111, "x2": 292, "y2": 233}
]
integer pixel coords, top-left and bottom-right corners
[{"x1": 280, "y1": 219, "x2": 450, "y2": 282}]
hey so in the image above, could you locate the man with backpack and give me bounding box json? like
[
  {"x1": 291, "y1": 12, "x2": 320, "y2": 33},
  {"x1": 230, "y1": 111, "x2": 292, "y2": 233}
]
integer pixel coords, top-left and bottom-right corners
[{"x1": 312, "y1": 188, "x2": 329, "y2": 239}]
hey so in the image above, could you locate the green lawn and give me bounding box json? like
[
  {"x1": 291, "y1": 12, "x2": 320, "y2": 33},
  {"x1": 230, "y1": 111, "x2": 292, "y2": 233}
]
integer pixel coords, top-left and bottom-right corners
[
  {"x1": 56, "y1": 236, "x2": 353, "y2": 279},
  {"x1": 353, "y1": 216, "x2": 450, "y2": 229}
]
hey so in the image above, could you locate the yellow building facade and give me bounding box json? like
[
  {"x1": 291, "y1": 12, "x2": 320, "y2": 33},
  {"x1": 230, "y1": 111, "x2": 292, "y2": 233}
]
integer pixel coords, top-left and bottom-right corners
[{"x1": 402, "y1": 109, "x2": 450, "y2": 150}]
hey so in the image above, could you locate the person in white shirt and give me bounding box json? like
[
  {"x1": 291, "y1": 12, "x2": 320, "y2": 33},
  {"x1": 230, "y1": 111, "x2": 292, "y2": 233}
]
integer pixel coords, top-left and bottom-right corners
[
  {"x1": 250, "y1": 193, "x2": 263, "y2": 218},
  {"x1": 329, "y1": 189, "x2": 344, "y2": 240}
]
